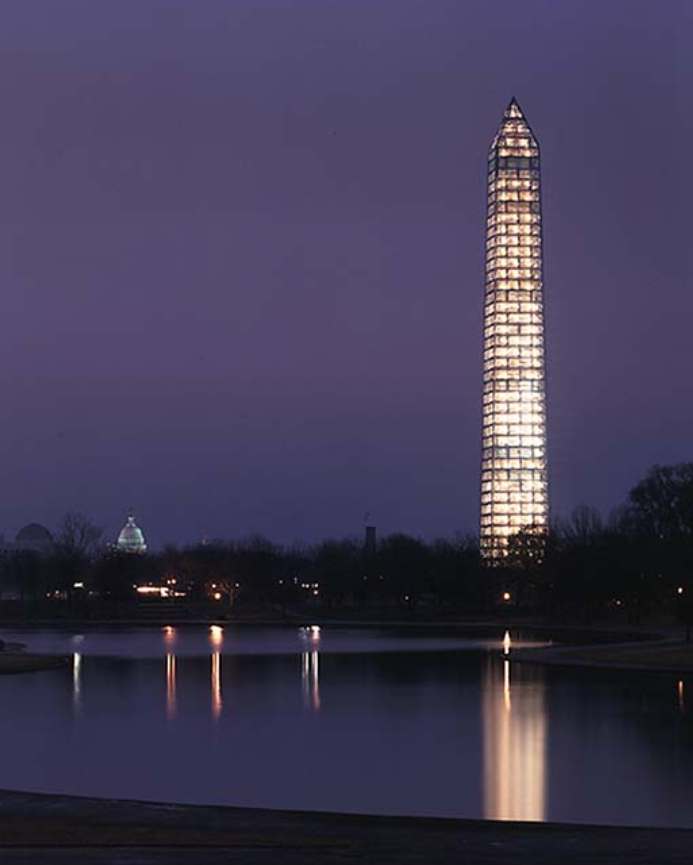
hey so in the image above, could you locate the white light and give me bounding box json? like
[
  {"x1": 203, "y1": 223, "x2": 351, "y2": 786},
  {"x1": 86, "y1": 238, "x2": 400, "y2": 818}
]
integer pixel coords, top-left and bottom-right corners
[
  {"x1": 136, "y1": 585, "x2": 170, "y2": 598},
  {"x1": 73, "y1": 652, "x2": 82, "y2": 709}
]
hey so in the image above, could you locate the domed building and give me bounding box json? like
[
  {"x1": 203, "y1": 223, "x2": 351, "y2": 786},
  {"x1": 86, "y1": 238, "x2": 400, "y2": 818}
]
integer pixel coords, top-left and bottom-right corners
[
  {"x1": 116, "y1": 512, "x2": 147, "y2": 554},
  {"x1": 14, "y1": 523, "x2": 54, "y2": 552},
  {"x1": 0, "y1": 522, "x2": 54, "y2": 559}
]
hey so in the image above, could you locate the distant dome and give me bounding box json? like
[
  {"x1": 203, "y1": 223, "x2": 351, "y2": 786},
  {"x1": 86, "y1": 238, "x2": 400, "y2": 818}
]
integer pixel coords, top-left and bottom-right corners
[
  {"x1": 117, "y1": 513, "x2": 147, "y2": 554},
  {"x1": 15, "y1": 523, "x2": 53, "y2": 548}
]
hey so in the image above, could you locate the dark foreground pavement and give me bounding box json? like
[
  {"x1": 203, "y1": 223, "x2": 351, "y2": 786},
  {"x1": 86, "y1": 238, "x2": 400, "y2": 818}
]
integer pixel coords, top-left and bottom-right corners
[{"x1": 0, "y1": 790, "x2": 691, "y2": 864}]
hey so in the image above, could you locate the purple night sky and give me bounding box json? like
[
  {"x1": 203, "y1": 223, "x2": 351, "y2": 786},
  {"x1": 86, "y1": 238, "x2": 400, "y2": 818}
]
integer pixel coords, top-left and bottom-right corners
[{"x1": 0, "y1": 0, "x2": 688, "y2": 548}]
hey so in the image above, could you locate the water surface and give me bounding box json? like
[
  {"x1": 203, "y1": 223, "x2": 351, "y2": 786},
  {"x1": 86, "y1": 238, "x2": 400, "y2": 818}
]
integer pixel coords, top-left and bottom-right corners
[{"x1": 0, "y1": 624, "x2": 691, "y2": 827}]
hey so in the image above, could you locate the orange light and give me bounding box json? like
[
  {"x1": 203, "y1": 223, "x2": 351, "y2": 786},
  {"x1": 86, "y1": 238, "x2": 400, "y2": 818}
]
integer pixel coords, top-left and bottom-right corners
[
  {"x1": 213, "y1": 591, "x2": 222, "y2": 601},
  {"x1": 136, "y1": 585, "x2": 170, "y2": 598},
  {"x1": 166, "y1": 653, "x2": 176, "y2": 719},
  {"x1": 211, "y1": 652, "x2": 222, "y2": 719},
  {"x1": 502, "y1": 591, "x2": 511, "y2": 602}
]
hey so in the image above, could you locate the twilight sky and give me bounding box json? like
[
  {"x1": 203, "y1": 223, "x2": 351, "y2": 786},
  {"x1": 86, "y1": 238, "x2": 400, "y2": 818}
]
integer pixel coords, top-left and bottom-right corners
[{"x1": 0, "y1": 0, "x2": 688, "y2": 547}]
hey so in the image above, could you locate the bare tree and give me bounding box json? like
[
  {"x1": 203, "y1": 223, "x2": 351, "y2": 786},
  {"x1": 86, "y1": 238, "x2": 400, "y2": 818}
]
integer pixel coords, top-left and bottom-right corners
[
  {"x1": 52, "y1": 512, "x2": 104, "y2": 591},
  {"x1": 56, "y1": 512, "x2": 104, "y2": 558}
]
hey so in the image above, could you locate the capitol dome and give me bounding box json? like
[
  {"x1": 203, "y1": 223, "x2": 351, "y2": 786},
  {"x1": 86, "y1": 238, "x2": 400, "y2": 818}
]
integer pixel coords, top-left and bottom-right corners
[{"x1": 117, "y1": 513, "x2": 147, "y2": 554}]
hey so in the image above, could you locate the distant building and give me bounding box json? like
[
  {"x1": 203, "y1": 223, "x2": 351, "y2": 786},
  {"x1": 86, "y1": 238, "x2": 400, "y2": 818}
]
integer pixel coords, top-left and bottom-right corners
[
  {"x1": 364, "y1": 525, "x2": 377, "y2": 557},
  {"x1": 116, "y1": 512, "x2": 148, "y2": 554},
  {"x1": 0, "y1": 523, "x2": 53, "y2": 558}
]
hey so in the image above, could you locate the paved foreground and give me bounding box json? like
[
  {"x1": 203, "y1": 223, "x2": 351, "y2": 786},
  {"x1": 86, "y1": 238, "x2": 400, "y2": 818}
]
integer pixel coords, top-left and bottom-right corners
[{"x1": 0, "y1": 790, "x2": 691, "y2": 864}]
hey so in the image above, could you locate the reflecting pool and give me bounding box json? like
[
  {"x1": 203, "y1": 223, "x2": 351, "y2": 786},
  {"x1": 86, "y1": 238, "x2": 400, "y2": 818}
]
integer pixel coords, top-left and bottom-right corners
[{"x1": 0, "y1": 624, "x2": 691, "y2": 827}]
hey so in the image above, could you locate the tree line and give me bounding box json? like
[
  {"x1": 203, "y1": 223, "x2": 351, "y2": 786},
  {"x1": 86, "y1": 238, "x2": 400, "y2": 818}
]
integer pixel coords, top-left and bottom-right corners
[{"x1": 1, "y1": 462, "x2": 692, "y2": 623}]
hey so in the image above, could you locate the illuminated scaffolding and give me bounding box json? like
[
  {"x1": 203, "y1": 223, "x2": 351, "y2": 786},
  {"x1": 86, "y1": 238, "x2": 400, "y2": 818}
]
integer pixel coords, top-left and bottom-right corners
[{"x1": 480, "y1": 98, "x2": 548, "y2": 560}]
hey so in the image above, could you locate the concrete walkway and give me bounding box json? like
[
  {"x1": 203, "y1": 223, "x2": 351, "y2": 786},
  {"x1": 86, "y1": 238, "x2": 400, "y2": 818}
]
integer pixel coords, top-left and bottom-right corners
[{"x1": 0, "y1": 790, "x2": 691, "y2": 864}]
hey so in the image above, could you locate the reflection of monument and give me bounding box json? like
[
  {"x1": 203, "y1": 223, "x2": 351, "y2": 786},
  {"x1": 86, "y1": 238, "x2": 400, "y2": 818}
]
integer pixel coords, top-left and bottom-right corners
[{"x1": 482, "y1": 655, "x2": 547, "y2": 821}]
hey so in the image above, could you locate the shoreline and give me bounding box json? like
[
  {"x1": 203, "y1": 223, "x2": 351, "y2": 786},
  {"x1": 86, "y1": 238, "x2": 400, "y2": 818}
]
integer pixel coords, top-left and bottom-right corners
[
  {"x1": 3, "y1": 618, "x2": 693, "y2": 676},
  {"x1": 514, "y1": 639, "x2": 693, "y2": 675},
  {"x1": 0, "y1": 788, "x2": 691, "y2": 863},
  {"x1": 0, "y1": 651, "x2": 69, "y2": 675},
  {"x1": 0, "y1": 614, "x2": 663, "y2": 635}
]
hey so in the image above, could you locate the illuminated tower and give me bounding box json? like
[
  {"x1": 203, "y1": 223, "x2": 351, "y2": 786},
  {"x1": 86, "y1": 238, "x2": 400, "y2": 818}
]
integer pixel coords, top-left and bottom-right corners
[{"x1": 480, "y1": 98, "x2": 548, "y2": 560}]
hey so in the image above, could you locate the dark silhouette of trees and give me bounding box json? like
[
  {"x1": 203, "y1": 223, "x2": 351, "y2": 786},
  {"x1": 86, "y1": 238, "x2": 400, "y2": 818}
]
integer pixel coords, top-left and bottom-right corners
[
  {"x1": 1, "y1": 551, "x2": 44, "y2": 602},
  {"x1": 427, "y1": 536, "x2": 481, "y2": 610},
  {"x1": 51, "y1": 512, "x2": 104, "y2": 595},
  {"x1": 540, "y1": 464, "x2": 693, "y2": 623},
  {"x1": 504, "y1": 525, "x2": 548, "y2": 609},
  {"x1": 91, "y1": 550, "x2": 152, "y2": 609},
  {"x1": 313, "y1": 539, "x2": 362, "y2": 607},
  {"x1": 377, "y1": 534, "x2": 431, "y2": 610},
  {"x1": 628, "y1": 463, "x2": 693, "y2": 541},
  {"x1": 4, "y1": 462, "x2": 693, "y2": 624}
]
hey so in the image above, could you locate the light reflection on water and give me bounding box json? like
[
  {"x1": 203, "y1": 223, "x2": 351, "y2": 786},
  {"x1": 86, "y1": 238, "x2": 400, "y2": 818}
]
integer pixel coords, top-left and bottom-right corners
[
  {"x1": 211, "y1": 652, "x2": 222, "y2": 719},
  {"x1": 300, "y1": 624, "x2": 321, "y2": 711},
  {"x1": 3, "y1": 625, "x2": 692, "y2": 826},
  {"x1": 302, "y1": 650, "x2": 321, "y2": 711},
  {"x1": 166, "y1": 653, "x2": 177, "y2": 719},
  {"x1": 72, "y1": 652, "x2": 82, "y2": 713},
  {"x1": 483, "y1": 656, "x2": 546, "y2": 822}
]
